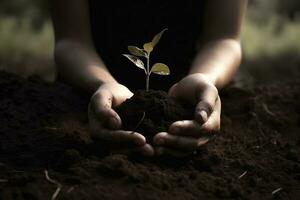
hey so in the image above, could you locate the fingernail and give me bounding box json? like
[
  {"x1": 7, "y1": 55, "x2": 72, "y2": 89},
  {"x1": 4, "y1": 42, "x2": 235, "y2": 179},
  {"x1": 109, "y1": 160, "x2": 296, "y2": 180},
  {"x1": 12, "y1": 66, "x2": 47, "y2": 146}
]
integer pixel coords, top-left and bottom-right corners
[
  {"x1": 109, "y1": 117, "x2": 119, "y2": 129},
  {"x1": 200, "y1": 110, "x2": 208, "y2": 123},
  {"x1": 135, "y1": 139, "x2": 144, "y2": 146}
]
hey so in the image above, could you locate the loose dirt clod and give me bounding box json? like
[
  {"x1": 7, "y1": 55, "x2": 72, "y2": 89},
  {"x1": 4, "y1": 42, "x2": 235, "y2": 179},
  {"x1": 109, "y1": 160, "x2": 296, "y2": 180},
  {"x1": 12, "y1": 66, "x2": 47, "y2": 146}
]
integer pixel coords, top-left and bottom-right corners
[{"x1": 116, "y1": 89, "x2": 194, "y2": 143}]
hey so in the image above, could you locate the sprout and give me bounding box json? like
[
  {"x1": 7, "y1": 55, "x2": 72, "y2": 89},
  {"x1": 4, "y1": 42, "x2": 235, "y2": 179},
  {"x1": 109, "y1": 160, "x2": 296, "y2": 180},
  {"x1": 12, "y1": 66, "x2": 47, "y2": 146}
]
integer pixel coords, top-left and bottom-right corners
[{"x1": 122, "y1": 28, "x2": 170, "y2": 91}]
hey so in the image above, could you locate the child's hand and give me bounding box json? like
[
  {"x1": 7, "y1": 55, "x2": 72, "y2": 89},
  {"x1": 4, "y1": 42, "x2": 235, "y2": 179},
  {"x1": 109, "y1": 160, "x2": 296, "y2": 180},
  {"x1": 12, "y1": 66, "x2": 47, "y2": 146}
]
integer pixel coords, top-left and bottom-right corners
[
  {"x1": 88, "y1": 82, "x2": 154, "y2": 156},
  {"x1": 153, "y1": 73, "x2": 221, "y2": 157}
]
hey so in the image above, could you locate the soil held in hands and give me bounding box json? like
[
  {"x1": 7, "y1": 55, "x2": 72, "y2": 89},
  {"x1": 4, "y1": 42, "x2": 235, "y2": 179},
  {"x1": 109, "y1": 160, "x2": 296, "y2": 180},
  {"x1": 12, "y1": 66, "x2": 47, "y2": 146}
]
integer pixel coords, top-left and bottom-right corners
[{"x1": 115, "y1": 90, "x2": 194, "y2": 143}]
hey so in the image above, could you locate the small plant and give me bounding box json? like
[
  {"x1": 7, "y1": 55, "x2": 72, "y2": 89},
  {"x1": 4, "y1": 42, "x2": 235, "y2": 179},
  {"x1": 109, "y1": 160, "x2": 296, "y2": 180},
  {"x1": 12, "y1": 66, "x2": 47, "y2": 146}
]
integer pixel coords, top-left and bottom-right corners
[{"x1": 122, "y1": 28, "x2": 170, "y2": 91}]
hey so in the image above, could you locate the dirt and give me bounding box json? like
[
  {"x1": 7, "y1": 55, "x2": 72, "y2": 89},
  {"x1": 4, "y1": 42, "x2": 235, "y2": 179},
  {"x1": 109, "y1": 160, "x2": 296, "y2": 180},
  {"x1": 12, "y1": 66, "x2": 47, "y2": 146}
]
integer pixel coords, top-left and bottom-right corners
[
  {"x1": 0, "y1": 70, "x2": 299, "y2": 200},
  {"x1": 116, "y1": 90, "x2": 194, "y2": 143}
]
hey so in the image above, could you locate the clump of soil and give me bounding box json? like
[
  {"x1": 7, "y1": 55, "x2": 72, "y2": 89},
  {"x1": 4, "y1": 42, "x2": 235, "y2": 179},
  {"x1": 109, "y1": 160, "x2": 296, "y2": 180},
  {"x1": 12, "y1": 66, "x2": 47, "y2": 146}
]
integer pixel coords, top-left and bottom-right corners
[{"x1": 115, "y1": 90, "x2": 194, "y2": 142}]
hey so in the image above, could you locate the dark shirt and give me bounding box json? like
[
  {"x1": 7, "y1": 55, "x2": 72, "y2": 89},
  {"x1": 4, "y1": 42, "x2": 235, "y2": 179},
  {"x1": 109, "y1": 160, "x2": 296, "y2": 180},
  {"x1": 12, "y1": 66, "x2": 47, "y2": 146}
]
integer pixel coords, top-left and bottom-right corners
[{"x1": 88, "y1": 0, "x2": 204, "y2": 91}]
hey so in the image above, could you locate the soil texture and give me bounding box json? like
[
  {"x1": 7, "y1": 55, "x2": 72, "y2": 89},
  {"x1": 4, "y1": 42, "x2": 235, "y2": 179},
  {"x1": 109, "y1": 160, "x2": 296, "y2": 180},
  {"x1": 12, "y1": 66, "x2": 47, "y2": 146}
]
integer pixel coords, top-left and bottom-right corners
[{"x1": 0, "y1": 71, "x2": 299, "y2": 200}]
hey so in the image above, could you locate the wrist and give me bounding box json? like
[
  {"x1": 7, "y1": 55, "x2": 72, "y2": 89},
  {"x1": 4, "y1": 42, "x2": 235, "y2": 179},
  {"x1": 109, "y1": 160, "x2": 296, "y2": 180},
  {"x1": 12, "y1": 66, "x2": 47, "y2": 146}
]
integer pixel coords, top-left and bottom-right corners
[
  {"x1": 94, "y1": 78, "x2": 118, "y2": 90},
  {"x1": 188, "y1": 72, "x2": 218, "y2": 87},
  {"x1": 90, "y1": 68, "x2": 119, "y2": 91}
]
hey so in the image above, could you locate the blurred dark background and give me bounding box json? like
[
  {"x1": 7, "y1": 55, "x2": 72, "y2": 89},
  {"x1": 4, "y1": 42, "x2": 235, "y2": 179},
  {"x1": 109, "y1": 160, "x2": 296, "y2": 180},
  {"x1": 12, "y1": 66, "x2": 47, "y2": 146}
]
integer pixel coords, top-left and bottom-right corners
[{"x1": 0, "y1": 0, "x2": 299, "y2": 86}]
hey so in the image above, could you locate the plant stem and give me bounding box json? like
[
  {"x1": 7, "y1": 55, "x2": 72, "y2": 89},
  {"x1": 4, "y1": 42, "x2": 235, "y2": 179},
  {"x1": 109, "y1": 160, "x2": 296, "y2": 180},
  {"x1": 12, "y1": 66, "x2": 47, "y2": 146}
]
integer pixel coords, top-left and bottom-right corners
[
  {"x1": 131, "y1": 112, "x2": 146, "y2": 134},
  {"x1": 146, "y1": 75, "x2": 149, "y2": 92},
  {"x1": 146, "y1": 54, "x2": 150, "y2": 91}
]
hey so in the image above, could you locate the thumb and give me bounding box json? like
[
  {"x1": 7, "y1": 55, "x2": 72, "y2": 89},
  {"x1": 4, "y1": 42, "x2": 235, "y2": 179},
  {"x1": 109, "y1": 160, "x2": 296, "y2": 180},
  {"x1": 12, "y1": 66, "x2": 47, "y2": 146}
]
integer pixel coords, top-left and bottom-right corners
[
  {"x1": 168, "y1": 83, "x2": 178, "y2": 97},
  {"x1": 195, "y1": 87, "x2": 218, "y2": 124},
  {"x1": 90, "y1": 88, "x2": 121, "y2": 130}
]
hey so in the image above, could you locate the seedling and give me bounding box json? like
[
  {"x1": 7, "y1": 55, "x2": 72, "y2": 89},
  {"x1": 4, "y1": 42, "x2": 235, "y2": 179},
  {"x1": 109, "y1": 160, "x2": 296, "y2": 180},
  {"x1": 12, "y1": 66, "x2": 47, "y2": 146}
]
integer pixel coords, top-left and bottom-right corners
[{"x1": 122, "y1": 28, "x2": 170, "y2": 91}]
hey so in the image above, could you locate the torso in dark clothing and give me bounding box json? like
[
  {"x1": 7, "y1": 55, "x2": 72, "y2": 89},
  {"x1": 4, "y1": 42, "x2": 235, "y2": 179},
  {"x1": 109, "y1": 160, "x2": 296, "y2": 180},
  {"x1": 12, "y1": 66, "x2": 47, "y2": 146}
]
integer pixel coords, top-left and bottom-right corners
[{"x1": 88, "y1": 0, "x2": 204, "y2": 91}]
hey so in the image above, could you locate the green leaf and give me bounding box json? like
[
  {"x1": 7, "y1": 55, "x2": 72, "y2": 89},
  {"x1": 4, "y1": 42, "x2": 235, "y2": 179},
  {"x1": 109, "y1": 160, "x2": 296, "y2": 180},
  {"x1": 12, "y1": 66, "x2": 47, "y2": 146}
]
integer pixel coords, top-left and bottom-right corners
[
  {"x1": 143, "y1": 28, "x2": 168, "y2": 54},
  {"x1": 143, "y1": 42, "x2": 153, "y2": 54},
  {"x1": 150, "y1": 63, "x2": 170, "y2": 75},
  {"x1": 122, "y1": 54, "x2": 145, "y2": 71},
  {"x1": 151, "y1": 28, "x2": 168, "y2": 48},
  {"x1": 128, "y1": 46, "x2": 147, "y2": 57}
]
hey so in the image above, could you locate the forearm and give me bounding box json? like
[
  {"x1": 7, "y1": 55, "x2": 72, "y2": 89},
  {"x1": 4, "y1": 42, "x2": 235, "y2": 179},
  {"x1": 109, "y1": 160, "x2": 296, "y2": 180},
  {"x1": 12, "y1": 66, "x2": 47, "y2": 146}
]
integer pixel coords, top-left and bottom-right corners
[
  {"x1": 54, "y1": 40, "x2": 117, "y2": 93},
  {"x1": 189, "y1": 39, "x2": 242, "y2": 90}
]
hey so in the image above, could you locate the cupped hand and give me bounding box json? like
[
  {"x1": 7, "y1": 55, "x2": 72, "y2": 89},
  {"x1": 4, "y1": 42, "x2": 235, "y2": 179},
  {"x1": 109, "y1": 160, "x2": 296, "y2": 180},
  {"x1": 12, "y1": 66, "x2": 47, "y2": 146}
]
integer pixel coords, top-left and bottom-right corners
[
  {"x1": 88, "y1": 82, "x2": 154, "y2": 156},
  {"x1": 153, "y1": 73, "x2": 221, "y2": 157}
]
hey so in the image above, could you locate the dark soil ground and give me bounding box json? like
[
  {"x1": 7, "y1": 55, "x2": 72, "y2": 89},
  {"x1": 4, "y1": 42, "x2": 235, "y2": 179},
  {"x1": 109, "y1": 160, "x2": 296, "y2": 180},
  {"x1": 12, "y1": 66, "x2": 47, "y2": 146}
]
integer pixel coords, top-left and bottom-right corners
[{"x1": 0, "y1": 70, "x2": 299, "y2": 200}]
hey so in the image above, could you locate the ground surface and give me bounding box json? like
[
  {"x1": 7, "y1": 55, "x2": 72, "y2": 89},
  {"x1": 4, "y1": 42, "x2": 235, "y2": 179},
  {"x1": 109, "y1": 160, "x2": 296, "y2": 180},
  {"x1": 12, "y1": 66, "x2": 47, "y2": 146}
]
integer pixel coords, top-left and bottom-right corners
[{"x1": 0, "y1": 71, "x2": 299, "y2": 200}]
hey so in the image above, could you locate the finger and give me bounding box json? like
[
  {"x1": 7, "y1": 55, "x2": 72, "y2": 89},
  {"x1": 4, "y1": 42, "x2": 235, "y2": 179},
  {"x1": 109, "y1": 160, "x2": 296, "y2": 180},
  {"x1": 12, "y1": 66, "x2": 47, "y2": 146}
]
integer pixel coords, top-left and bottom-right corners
[
  {"x1": 200, "y1": 96, "x2": 221, "y2": 133},
  {"x1": 169, "y1": 96, "x2": 220, "y2": 137},
  {"x1": 155, "y1": 147, "x2": 195, "y2": 157},
  {"x1": 90, "y1": 89, "x2": 121, "y2": 129},
  {"x1": 91, "y1": 126, "x2": 146, "y2": 146},
  {"x1": 112, "y1": 144, "x2": 154, "y2": 157},
  {"x1": 168, "y1": 120, "x2": 209, "y2": 137},
  {"x1": 168, "y1": 83, "x2": 178, "y2": 97},
  {"x1": 153, "y1": 132, "x2": 209, "y2": 151},
  {"x1": 169, "y1": 119, "x2": 219, "y2": 137},
  {"x1": 195, "y1": 86, "x2": 218, "y2": 124}
]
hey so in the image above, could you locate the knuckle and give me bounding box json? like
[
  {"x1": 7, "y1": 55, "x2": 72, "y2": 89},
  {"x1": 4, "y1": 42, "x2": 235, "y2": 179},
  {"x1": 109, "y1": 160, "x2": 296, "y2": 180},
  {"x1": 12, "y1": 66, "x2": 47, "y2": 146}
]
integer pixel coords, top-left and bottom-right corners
[
  {"x1": 211, "y1": 85, "x2": 219, "y2": 96},
  {"x1": 198, "y1": 101, "x2": 213, "y2": 114},
  {"x1": 206, "y1": 84, "x2": 219, "y2": 95},
  {"x1": 201, "y1": 120, "x2": 220, "y2": 134},
  {"x1": 206, "y1": 84, "x2": 219, "y2": 99}
]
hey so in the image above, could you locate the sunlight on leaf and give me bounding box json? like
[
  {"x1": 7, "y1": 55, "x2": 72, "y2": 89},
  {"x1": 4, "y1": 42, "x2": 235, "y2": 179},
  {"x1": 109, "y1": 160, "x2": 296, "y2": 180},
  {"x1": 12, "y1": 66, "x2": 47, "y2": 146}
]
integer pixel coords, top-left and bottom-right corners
[
  {"x1": 122, "y1": 54, "x2": 145, "y2": 71},
  {"x1": 152, "y1": 28, "x2": 168, "y2": 48},
  {"x1": 150, "y1": 63, "x2": 170, "y2": 75},
  {"x1": 128, "y1": 46, "x2": 147, "y2": 57},
  {"x1": 143, "y1": 42, "x2": 153, "y2": 54}
]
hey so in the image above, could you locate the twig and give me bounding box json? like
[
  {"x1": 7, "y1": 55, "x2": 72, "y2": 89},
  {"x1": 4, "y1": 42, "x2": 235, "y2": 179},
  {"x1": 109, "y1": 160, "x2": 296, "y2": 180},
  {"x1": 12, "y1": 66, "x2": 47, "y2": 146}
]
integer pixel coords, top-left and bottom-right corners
[
  {"x1": 44, "y1": 170, "x2": 62, "y2": 200},
  {"x1": 67, "y1": 186, "x2": 75, "y2": 193},
  {"x1": 262, "y1": 103, "x2": 276, "y2": 117},
  {"x1": 131, "y1": 112, "x2": 146, "y2": 134},
  {"x1": 238, "y1": 171, "x2": 248, "y2": 179},
  {"x1": 0, "y1": 179, "x2": 8, "y2": 183},
  {"x1": 272, "y1": 187, "x2": 282, "y2": 195}
]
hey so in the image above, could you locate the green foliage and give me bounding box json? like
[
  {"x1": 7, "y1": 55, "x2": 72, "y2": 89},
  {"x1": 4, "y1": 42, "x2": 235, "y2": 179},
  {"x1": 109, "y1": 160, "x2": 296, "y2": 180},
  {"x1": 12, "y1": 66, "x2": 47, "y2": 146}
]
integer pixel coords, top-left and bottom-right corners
[
  {"x1": 241, "y1": 7, "x2": 300, "y2": 59},
  {"x1": 143, "y1": 28, "x2": 168, "y2": 54},
  {"x1": 0, "y1": 17, "x2": 53, "y2": 60},
  {"x1": 123, "y1": 28, "x2": 170, "y2": 91},
  {"x1": 0, "y1": 0, "x2": 54, "y2": 81},
  {"x1": 0, "y1": 15, "x2": 55, "y2": 81},
  {"x1": 127, "y1": 46, "x2": 147, "y2": 57},
  {"x1": 0, "y1": 0, "x2": 299, "y2": 84},
  {"x1": 122, "y1": 54, "x2": 145, "y2": 71},
  {"x1": 151, "y1": 63, "x2": 170, "y2": 75}
]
